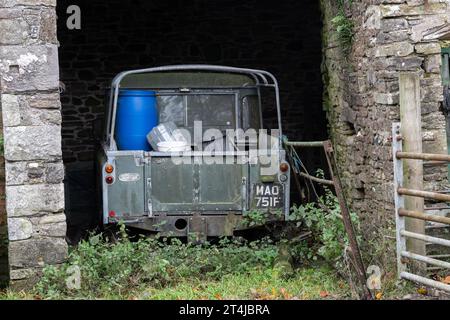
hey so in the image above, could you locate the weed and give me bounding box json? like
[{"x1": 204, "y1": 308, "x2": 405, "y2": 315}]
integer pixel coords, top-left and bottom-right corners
[
  {"x1": 33, "y1": 227, "x2": 281, "y2": 299},
  {"x1": 332, "y1": 0, "x2": 354, "y2": 54},
  {"x1": 289, "y1": 185, "x2": 361, "y2": 271}
]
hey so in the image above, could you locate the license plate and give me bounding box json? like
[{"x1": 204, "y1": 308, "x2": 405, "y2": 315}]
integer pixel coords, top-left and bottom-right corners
[{"x1": 253, "y1": 183, "x2": 283, "y2": 208}]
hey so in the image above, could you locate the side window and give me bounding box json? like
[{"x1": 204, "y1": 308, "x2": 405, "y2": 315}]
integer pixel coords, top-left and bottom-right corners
[{"x1": 242, "y1": 95, "x2": 261, "y2": 130}]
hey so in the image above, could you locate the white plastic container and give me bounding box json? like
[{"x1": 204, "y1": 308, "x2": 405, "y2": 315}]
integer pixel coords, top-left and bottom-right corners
[
  {"x1": 157, "y1": 141, "x2": 190, "y2": 152},
  {"x1": 147, "y1": 121, "x2": 190, "y2": 151}
]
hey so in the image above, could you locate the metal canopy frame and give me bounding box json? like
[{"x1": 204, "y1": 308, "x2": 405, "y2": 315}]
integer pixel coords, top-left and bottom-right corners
[{"x1": 106, "y1": 64, "x2": 283, "y2": 149}]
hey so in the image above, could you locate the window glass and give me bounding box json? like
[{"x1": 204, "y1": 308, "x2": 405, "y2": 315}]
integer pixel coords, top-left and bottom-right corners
[
  {"x1": 157, "y1": 95, "x2": 185, "y2": 127},
  {"x1": 242, "y1": 95, "x2": 261, "y2": 130},
  {"x1": 187, "y1": 95, "x2": 235, "y2": 128}
]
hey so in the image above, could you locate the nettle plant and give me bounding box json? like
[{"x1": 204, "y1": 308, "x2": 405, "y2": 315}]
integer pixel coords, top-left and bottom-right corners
[{"x1": 290, "y1": 184, "x2": 361, "y2": 268}]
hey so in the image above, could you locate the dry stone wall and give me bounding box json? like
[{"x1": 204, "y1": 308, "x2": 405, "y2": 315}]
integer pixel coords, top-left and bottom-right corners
[
  {"x1": 322, "y1": 0, "x2": 450, "y2": 252},
  {"x1": 0, "y1": 0, "x2": 67, "y2": 288}
]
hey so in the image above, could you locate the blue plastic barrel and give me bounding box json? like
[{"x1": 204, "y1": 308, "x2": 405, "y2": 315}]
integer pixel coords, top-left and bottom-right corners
[{"x1": 115, "y1": 90, "x2": 158, "y2": 151}]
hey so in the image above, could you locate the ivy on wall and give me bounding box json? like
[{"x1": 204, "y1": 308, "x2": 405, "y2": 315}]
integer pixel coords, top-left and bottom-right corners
[{"x1": 331, "y1": 0, "x2": 354, "y2": 54}]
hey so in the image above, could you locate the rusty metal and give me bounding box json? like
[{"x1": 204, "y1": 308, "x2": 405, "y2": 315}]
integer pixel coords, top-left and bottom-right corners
[
  {"x1": 188, "y1": 213, "x2": 207, "y2": 243},
  {"x1": 283, "y1": 138, "x2": 372, "y2": 299},
  {"x1": 127, "y1": 213, "x2": 242, "y2": 237},
  {"x1": 284, "y1": 141, "x2": 325, "y2": 148},
  {"x1": 299, "y1": 172, "x2": 334, "y2": 186},
  {"x1": 286, "y1": 153, "x2": 305, "y2": 203},
  {"x1": 398, "y1": 187, "x2": 450, "y2": 202},
  {"x1": 323, "y1": 140, "x2": 373, "y2": 300},
  {"x1": 399, "y1": 208, "x2": 450, "y2": 225},
  {"x1": 396, "y1": 151, "x2": 450, "y2": 162}
]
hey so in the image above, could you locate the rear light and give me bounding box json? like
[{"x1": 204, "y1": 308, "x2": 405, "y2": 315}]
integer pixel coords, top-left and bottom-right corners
[
  {"x1": 105, "y1": 176, "x2": 114, "y2": 184},
  {"x1": 109, "y1": 210, "x2": 116, "y2": 218},
  {"x1": 279, "y1": 163, "x2": 289, "y2": 173},
  {"x1": 105, "y1": 164, "x2": 114, "y2": 174}
]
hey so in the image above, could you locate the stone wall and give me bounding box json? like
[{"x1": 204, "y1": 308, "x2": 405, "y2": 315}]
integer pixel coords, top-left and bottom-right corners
[
  {"x1": 0, "y1": 103, "x2": 7, "y2": 287},
  {"x1": 57, "y1": 0, "x2": 327, "y2": 170},
  {"x1": 0, "y1": 0, "x2": 67, "y2": 288},
  {"x1": 321, "y1": 0, "x2": 449, "y2": 259}
]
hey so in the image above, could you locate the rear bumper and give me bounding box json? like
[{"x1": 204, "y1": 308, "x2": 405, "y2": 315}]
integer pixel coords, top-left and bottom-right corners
[{"x1": 108, "y1": 211, "x2": 284, "y2": 237}]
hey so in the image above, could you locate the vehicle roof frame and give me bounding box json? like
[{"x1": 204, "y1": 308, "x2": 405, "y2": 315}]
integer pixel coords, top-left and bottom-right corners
[{"x1": 106, "y1": 65, "x2": 282, "y2": 150}]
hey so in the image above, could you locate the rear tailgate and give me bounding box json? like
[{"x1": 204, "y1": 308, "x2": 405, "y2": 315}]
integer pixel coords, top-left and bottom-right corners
[{"x1": 146, "y1": 155, "x2": 249, "y2": 214}]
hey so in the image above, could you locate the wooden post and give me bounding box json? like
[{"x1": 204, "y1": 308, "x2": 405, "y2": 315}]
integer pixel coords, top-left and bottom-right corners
[{"x1": 399, "y1": 72, "x2": 426, "y2": 271}]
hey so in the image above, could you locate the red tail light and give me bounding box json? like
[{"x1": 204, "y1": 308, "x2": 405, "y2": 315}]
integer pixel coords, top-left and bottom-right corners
[
  {"x1": 105, "y1": 176, "x2": 114, "y2": 184},
  {"x1": 279, "y1": 163, "x2": 289, "y2": 173}
]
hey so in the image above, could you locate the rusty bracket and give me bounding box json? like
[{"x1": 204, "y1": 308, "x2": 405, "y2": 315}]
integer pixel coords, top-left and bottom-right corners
[{"x1": 323, "y1": 140, "x2": 373, "y2": 300}]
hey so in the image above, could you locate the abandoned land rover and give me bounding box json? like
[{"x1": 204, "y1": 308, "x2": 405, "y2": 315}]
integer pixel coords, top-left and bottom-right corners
[{"x1": 97, "y1": 65, "x2": 290, "y2": 239}]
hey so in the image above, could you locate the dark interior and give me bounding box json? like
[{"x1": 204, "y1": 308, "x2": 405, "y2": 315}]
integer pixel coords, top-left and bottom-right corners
[{"x1": 56, "y1": 0, "x2": 327, "y2": 239}]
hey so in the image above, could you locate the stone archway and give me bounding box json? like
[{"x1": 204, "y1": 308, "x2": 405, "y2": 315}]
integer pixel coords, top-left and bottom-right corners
[{"x1": 0, "y1": 0, "x2": 67, "y2": 288}]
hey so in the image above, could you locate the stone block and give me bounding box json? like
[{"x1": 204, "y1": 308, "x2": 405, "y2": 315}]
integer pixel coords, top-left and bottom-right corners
[
  {"x1": 415, "y1": 42, "x2": 441, "y2": 55},
  {"x1": 364, "y1": 6, "x2": 381, "y2": 30},
  {"x1": 0, "y1": 19, "x2": 28, "y2": 45},
  {"x1": 4, "y1": 125, "x2": 62, "y2": 161},
  {"x1": 0, "y1": 0, "x2": 56, "y2": 7},
  {"x1": 37, "y1": 221, "x2": 66, "y2": 237},
  {"x1": 375, "y1": 42, "x2": 414, "y2": 57},
  {"x1": 6, "y1": 183, "x2": 64, "y2": 217},
  {"x1": 2, "y1": 94, "x2": 62, "y2": 127},
  {"x1": 8, "y1": 238, "x2": 67, "y2": 268},
  {"x1": 5, "y1": 161, "x2": 64, "y2": 186},
  {"x1": 374, "y1": 92, "x2": 399, "y2": 105},
  {"x1": 380, "y1": 3, "x2": 447, "y2": 18},
  {"x1": 7, "y1": 218, "x2": 32, "y2": 241},
  {"x1": 0, "y1": 45, "x2": 59, "y2": 92},
  {"x1": 424, "y1": 54, "x2": 441, "y2": 73},
  {"x1": 9, "y1": 268, "x2": 37, "y2": 281}
]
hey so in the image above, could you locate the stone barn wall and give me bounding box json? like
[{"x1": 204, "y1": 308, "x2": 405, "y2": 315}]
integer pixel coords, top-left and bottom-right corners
[
  {"x1": 0, "y1": 0, "x2": 67, "y2": 288},
  {"x1": 322, "y1": 0, "x2": 450, "y2": 263}
]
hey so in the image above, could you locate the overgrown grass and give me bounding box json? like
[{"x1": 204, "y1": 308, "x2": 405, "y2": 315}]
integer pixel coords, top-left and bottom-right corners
[
  {"x1": 0, "y1": 265, "x2": 350, "y2": 300},
  {"x1": 141, "y1": 266, "x2": 350, "y2": 300}
]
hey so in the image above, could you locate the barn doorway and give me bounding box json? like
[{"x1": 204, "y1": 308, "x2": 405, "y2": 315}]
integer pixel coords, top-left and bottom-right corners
[{"x1": 56, "y1": 0, "x2": 327, "y2": 241}]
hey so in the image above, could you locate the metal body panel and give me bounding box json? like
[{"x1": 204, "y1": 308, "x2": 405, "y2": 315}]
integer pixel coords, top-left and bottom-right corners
[
  {"x1": 106, "y1": 155, "x2": 145, "y2": 218},
  {"x1": 146, "y1": 156, "x2": 249, "y2": 212}
]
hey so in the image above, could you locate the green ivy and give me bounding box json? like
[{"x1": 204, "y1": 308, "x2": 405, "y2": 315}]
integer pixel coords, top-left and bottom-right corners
[{"x1": 332, "y1": 0, "x2": 354, "y2": 54}]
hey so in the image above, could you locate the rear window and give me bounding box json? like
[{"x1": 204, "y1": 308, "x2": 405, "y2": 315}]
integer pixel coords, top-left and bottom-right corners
[{"x1": 157, "y1": 93, "x2": 235, "y2": 131}]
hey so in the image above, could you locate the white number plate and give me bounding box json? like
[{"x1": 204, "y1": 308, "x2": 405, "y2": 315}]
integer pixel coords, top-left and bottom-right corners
[{"x1": 253, "y1": 183, "x2": 283, "y2": 208}]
